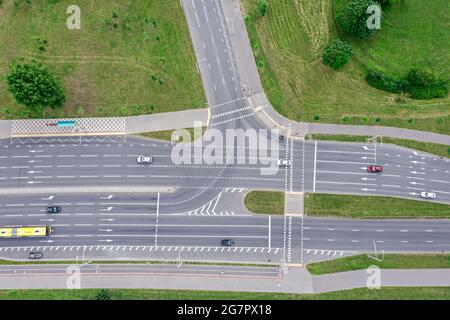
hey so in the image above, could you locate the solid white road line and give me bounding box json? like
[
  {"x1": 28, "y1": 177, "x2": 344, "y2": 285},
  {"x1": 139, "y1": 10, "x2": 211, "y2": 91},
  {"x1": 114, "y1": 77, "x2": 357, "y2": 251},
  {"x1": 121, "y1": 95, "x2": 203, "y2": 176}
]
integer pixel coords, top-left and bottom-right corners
[{"x1": 313, "y1": 141, "x2": 317, "y2": 192}]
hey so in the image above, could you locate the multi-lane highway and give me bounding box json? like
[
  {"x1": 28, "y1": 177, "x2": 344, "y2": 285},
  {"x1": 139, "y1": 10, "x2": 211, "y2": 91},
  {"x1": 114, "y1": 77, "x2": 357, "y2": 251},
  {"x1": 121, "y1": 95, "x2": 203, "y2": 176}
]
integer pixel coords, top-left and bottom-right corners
[
  {"x1": 0, "y1": 0, "x2": 449, "y2": 266},
  {"x1": 1, "y1": 137, "x2": 448, "y2": 203}
]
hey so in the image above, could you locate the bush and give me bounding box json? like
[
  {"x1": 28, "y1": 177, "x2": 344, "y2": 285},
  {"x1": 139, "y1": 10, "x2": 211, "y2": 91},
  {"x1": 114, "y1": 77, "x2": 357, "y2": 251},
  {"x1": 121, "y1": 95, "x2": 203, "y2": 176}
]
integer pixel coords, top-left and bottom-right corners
[
  {"x1": 258, "y1": 0, "x2": 268, "y2": 17},
  {"x1": 337, "y1": 0, "x2": 379, "y2": 38},
  {"x1": 322, "y1": 39, "x2": 353, "y2": 70},
  {"x1": 377, "y1": 0, "x2": 399, "y2": 8},
  {"x1": 406, "y1": 69, "x2": 435, "y2": 88},
  {"x1": 408, "y1": 81, "x2": 449, "y2": 99},
  {"x1": 5, "y1": 62, "x2": 66, "y2": 109},
  {"x1": 365, "y1": 70, "x2": 407, "y2": 93},
  {"x1": 95, "y1": 289, "x2": 111, "y2": 300},
  {"x1": 313, "y1": 115, "x2": 320, "y2": 121},
  {"x1": 406, "y1": 69, "x2": 449, "y2": 99}
]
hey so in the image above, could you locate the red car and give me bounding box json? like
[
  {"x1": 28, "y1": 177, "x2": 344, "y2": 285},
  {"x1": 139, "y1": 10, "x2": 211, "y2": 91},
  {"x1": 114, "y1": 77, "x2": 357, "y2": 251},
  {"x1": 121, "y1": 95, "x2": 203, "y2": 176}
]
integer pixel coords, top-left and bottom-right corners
[{"x1": 367, "y1": 165, "x2": 383, "y2": 173}]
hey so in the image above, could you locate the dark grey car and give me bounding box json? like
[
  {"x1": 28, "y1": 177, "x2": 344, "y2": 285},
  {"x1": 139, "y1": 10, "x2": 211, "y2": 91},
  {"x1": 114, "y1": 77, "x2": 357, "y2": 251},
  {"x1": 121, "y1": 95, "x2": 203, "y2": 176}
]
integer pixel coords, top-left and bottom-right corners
[
  {"x1": 221, "y1": 239, "x2": 235, "y2": 247},
  {"x1": 28, "y1": 252, "x2": 43, "y2": 259}
]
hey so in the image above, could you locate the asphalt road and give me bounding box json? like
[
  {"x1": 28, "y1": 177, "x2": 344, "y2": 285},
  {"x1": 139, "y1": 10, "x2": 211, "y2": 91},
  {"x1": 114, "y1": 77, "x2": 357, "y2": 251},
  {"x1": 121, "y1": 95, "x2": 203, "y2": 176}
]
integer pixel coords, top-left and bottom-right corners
[{"x1": 0, "y1": 0, "x2": 449, "y2": 266}]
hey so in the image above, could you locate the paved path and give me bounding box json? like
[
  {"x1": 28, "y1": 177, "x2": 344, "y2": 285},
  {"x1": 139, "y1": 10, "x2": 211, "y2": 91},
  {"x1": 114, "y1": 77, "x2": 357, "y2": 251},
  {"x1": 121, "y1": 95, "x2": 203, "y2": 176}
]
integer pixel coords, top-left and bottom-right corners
[
  {"x1": 0, "y1": 109, "x2": 209, "y2": 140},
  {"x1": 0, "y1": 263, "x2": 314, "y2": 293},
  {"x1": 312, "y1": 268, "x2": 450, "y2": 293},
  {"x1": 0, "y1": 120, "x2": 11, "y2": 140},
  {"x1": 126, "y1": 109, "x2": 209, "y2": 134},
  {"x1": 1, "y1": 263, "x2": 450, "y2": 294}
]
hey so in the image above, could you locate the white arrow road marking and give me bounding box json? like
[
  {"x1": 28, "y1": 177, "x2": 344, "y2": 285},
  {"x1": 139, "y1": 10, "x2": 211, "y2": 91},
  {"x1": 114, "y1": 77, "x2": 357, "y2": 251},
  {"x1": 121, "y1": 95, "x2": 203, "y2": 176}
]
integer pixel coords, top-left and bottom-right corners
[
  {"x1": 361, "y1": 177, "x2": 376, "y2": 181},
  {"x1": 361, "y1": 188, "x2": 377, "y2": 192},
  {"x1": 98, "y1": 239, "x2": 113, "y2": 243},
  {"x1": 39, "y1": 240, "x2": 54, "y2": 243},
  {"x1": 98, "y1": 229, "x2": 113, "y2": 232},
  {"x1": 410, "y1": 171, "x2": 425, "y2": 175},
  {"x1": 26, "y1": 181, "x2": 42, "y2": 184},
  {"x1": 100, "y1": 207, "x2": 114, "y2": 212},
  {"x1": 40, "y1": 219, "x2": 55, "y2": 222},
  {"x1": 100, "y1": 218, "x2": 115, "y2": 222},
  {"x1": 101, "y1": 195, "x2": 114, "y2": 200},
  {"x1": 28, "y1": 171, "x2": 43, "y2": 174},
  {"x1": 409, "y1": 192, "x2": 417, "y2": 196},
  {"x1": 41, "y1": 196, "x2": 54, "y2": 200},
  {"x1": 411, "y1": 160, "x2": 426, "y2": 164},
  {"x1": 409, "y1": 181, "x2": 425, "y2": 185}
]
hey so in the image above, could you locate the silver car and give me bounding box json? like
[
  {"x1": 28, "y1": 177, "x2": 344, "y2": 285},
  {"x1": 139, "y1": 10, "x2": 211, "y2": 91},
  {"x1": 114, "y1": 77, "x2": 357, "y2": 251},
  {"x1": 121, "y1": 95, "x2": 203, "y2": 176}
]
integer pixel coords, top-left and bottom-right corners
[
  {"x1": 137, "y1": 156, "x2": 153, "y2": 164},
  {"x1": 277, "y1": 159, "x2": 292, "y2": 166},
  {"x1": 420, "y1": 192, "x2": 437, "y2": 199}
]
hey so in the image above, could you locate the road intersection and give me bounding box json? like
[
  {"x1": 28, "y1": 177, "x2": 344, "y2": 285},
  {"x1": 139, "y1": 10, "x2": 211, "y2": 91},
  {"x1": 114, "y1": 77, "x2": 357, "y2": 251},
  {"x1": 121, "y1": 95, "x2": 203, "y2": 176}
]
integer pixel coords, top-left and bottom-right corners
[{"x1": 0, "y1": 0, "x2": 449, "y2": 272}]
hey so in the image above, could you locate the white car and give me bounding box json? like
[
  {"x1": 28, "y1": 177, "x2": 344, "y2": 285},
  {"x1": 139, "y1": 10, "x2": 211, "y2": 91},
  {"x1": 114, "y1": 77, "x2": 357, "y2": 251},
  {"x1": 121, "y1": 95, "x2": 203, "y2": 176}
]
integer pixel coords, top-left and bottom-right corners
[
  {"x1": 420, "y1": 192, "x2": 436, "y2": 199},
  {"x1": 277, "y1": 159, "x2": 292, "y2": 166},
  {"x1": 136, "y1": 156, "x2": 153, "y2": 164}
]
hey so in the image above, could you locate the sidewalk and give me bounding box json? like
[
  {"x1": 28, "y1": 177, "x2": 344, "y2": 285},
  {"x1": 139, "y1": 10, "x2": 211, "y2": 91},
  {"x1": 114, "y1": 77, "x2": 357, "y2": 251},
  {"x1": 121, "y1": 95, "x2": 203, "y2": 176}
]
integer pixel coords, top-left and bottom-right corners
[
  {"x1": 312, "y1": 269, "x2": 450, "y2": 293},
  {"x1": 0, "y1": 109, "x2": 209, "y2": 140},
  {"x1": 0, "y1": 266, "x2": 314, "y2": 294},
  {"x1": 126, "y1": 109, "x2": 209, "y2": 134},
  {"x1": 2, "y1": 264, "x2": 450, "y2": 294},
  {"x1": 223, "y1": 0, "x2": 450, "y2": 145}
]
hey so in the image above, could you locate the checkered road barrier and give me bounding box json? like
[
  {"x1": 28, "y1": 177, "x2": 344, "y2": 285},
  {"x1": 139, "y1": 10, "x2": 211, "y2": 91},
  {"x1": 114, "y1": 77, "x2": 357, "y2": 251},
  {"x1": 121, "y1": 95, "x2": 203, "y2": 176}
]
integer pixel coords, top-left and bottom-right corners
[{"x1": 11, "y1": 117, "x2": 126, "y2": 138}]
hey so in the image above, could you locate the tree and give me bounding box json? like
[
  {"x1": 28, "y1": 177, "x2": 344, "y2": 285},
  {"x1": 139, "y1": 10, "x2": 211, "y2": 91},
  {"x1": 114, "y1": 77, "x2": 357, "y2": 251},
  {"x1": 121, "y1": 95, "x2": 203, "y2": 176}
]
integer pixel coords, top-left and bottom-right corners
[
  {"x1": 6, "y1": 62, "x2": 66, "y2": 109},
  {"x1": 95, "y1": 289, "x2": 111, "y2": 300},
  {"x1": 322, "y1": 39, "x2": 353, "y2": 70},
  {"x1": 377, "y1": 0, "x2": 398, "y2": 8},
  {"x1": 258, "y1": 0, "x2": 268, "y2": 17},
  {"x1": 337, "y1": 0, "x2": 379, "y2": 38}
]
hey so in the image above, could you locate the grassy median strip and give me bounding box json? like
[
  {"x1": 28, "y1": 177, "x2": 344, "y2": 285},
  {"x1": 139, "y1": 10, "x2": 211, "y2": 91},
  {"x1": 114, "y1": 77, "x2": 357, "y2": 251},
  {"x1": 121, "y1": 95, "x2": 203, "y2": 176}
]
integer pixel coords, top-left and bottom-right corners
[
  {"x1": 244, "y1": 191, "x2": 284, "y2": 215},
  {"x1": 137, "y1": 127, "x2": 206, "y2": 142},
  {"x1": 310, "y1": 134, "x2": 450, "y2": 159},
  {"x1": 305, "y1": 193, "x2": 450, "y2": 219},
  {"x1": 307, "y1": 254, "x2": 450, "y2": 275},
  {"x1": 0, "y1": 259, "x2": 274, "y2": 268},
  {"x1": 244, "y1": 191, "x2": 450, "y2": 218},
  {"x1": 2, "y1": 287, "x2": 450, "y2": 300}
]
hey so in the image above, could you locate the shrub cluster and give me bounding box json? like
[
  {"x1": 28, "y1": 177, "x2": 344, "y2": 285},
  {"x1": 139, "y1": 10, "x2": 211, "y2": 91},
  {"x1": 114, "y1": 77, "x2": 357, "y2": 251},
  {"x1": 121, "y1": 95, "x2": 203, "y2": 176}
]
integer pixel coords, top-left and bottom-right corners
[
  {"x1": 366, "y1": 69, "x2": 449, "y2": 99},
  {"x1": 365, "y1": 71, "x2": 407, "y2": 93},
  {"x1": 377, "y1": 0, "x2": 399, "y2": 8}
]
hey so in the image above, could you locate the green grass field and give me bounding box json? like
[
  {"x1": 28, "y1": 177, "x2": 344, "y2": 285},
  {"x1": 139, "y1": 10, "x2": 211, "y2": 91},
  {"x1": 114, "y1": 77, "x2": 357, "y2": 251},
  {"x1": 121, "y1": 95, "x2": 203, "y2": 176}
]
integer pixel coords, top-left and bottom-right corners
[
  {"x1": 305, "y1": 193, "x2": 450, "y2": 218},
  {"x1": 334, "y1": 0, "x2": 450, "y2": 79},
  {"x1": 244, "y1": 190, "x2": 284, "y2": 214},
  {"x1": 241, "y1": 0, "x2": 449, "y2": 134},
  {"x1": 307, "y1": 254, "x2": 450, "y2": 275},
  {"x1": 310, "y1": 134, "x2": 450, "y2": 158},
  {"x1": 137, "y1": 127, "x2": 206, "y2": 142},
  {"x1": 2, "y1": 287, "x2": 450, "y2": 300},
  {"x1": 243, "y1": 191, "x2": 450, "y2": 218},
  {"x1": 0, "y1": 0, "x2": 205, "y2": 119}
]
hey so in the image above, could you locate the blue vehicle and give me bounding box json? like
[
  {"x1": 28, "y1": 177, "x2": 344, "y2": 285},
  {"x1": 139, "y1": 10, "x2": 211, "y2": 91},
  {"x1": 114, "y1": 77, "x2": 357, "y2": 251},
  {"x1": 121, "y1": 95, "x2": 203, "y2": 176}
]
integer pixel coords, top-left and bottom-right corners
[{"x1": 56, "y1": 120, "x2": 77, "y2": 128}]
